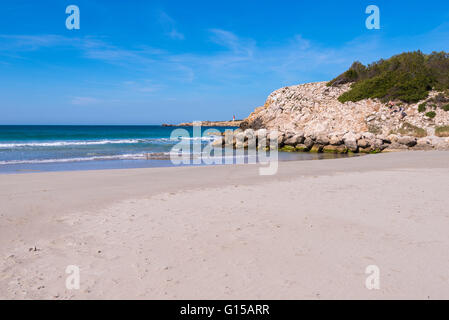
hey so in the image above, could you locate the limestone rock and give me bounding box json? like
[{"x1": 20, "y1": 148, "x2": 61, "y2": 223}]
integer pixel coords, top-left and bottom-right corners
[
  {"x1": 397, "y1": 136, "x2": 417, "y2": 147},
  {"x1": 343, "y1": 132, "x2": 358, "y2": 152},
  {"x1": 316, "y1": 133, "x2": 330, "y2": 145},
  {"x1": 357, "y1": 139, "x2": 370, "y2": 148},
  {"x1": 310, "y1": 144, "x2": 324, "y2": 153},
  {"x1": 329, "y1": 134, "x2": 344, "y2": 146},
  {"x1": 238, "y1": 80, "x2": 449, "y2": 153},
  {"x1": 241, "y1": 82, "x2": 448, "y2": 136},
  {"x1": 387, "y1": 142, "x2": 409, "y2": 150},
  {"x1": 244, "y1": 129, "x2": 255, "y2": 140},
  {"x1": 415, "y1": 138, "x2": 434, "y2": 150},
  {"x1": 235, "y1": 140, "x2": 245, "y2": 149},
  {"x1": 284, "y1": 134, "x2": 305, "y2": 146},
  {"x1": 303, "y1": 137, "x2": 315, "y2": 149},
  {"x1": 212, "y1": 137, "x2": 224, "y2": 147},
  {"x1": 323, "y1": 145, "x2": 348, "y2": 154},
  {"x1": 280, "y1": 145, "x2": 296, "y2": 152},
  {"x1": 256, "y1": 129, "x2": 268, "y2": 139},
  {"x1": 277, "y1": 133, "x2": 286, "y2": 147},
  {"x1": 295, "y1": 144, "x2": 309, "y2": 152}
]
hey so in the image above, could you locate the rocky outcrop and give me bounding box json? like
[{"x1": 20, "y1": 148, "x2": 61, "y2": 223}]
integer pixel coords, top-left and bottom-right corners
[
  {"x1": 211, "y1": 129, "x2": 449, "y2": 153},
  {"x1": 238, "y1": 81, "x2": 449, "y2": 152}
]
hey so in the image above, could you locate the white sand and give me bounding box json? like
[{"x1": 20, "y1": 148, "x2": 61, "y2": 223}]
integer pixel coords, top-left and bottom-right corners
[{"x1": 1, "y1": 151, "x2": 449, "y2": 300}]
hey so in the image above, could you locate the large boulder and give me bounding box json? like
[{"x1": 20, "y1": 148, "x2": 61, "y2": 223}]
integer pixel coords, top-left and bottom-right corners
[
  {"x1": 323, "y1": 145, "x2": 348, "y2": 154},
  {"x1": 316, "y1": 133, "x2": 330, "y2": 145},
  {"x1": 295, "y1": 144, "x2": 309, "y2": 152},
  {"x1": 358, "y1": 147, "x2": 371, "y2": 153},
  {"x1": 329, "y1": 134, "x2": 344, "y2": 146},
  {"x1": 212, "y1": 137, "x2": 224, "y2": 147},
  {"x1": 377, "y1": 134, "x2": 391, "y2": 144},
  {"x1": 387, "y1": 134, "x2": 400, "y2": 143},
  {"x1": 244, "y1": 129, "x2": 255, "y2": 140},
  {"x1": 361, "y1": 132, "x2": 375, "y2": 140},
  {"x1": 284, "y1": 133, "x2": 305, "y2": 146},
  {"x1": 343, "y1": 132, "x2": 358, "y2": 152},
  {"x1": 280, "y1": 145, "x2": 296, "y2": 152},
  {"x1": 256, "y1": 129, "x2": 268, "y2": 149},
  {"x1": 244, "y1": 129, "x2": 256, "y2": 148},
  {"x1": 357, "y1": 139, "x2": 370, "y2": 148},
  {"x1": 235, "y1": 131, "x2": 246, "y2": 143},
  {"x1": 372, "y1": 139, "x2": 384, "y2": 150},
  {"x1": 276, "y1": 133, "x2": 286, "y2": 147},
  {"x1": 386, "y1": 142, "x2": 408, "y2": 150},
  {"x1": 397, "y1": 136, "x2": 417, "y2": 147},
  {"x1": 310, "y1": 144, "x2": 324, "y2": 153},
  {"x1": 234, "y1": 131, "x2": 246, "y2": 149},
  {"x1": 256, "y1": 129, "x2": 268, "y2": 139},
  {"x1": 303, "y1": 137, "x2": 315, "y2": 149},
  {"x1": 223, "y1": 131, "x2": 236, "y2": 147},
  {"x1": 430, "y1": 137, "x2": 449, "y2": 150},
  {"x1": 415, "y1": 137, "x2": 434, "y2": 150},
  {"x1": 235, "y1": 140, "x2": 245, "y2": 149},
  {"x1": 257, "y1": 138, "x2": 268, "y2": 149}
]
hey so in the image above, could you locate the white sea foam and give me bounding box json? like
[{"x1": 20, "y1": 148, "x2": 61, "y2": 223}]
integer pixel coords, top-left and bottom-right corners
[
  {"x1": 0, "y1": 136, "x2": 216, "y2": 149},
  {"x1": 0, "y1": 151, "x2": 254, "y2": 165},
  {"x1": 0, "y1": 139, "x2": 143, "y2": 148},
  {"x1": 0, "y1": 153, "x2": 165, "y2": 165}
]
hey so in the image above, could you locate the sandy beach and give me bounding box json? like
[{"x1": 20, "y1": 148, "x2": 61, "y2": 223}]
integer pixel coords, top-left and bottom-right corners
[{"x1": 1, "y1": 151, "x2": 449, "y2": 299}]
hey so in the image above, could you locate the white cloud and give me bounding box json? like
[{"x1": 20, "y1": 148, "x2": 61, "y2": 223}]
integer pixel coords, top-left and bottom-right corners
[
  {"x1": 71, "y1": 96, "x2": 102, "y2": 106},
  {"x1": 3, "y1": 22, "x2": 449, "y2": 91},
  {"x1": 159, "y1": 12, "x2": 185, "y2": 40},
  {"x1": 209, "y1": 29, "x2": 254, "y2": 56},
  {"x1": 168, "y1": 29, "x2": 185, "y2": 41}
]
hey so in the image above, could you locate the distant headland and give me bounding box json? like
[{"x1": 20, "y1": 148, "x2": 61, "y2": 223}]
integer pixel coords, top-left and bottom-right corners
[{"x1": 162, "y1": 120, "x2": 242, "y2": 127}]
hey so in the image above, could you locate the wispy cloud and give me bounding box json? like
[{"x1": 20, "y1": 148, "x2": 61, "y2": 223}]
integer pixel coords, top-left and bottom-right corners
[
  {"x1": 0, "y1": 34, "x2": 103, "y2": 52},
  {"x1": 209, "y1": 29, "x2": 254, "y2": 55},
  {"x1": 71, "y1": 96, "x2": 102, "y2": 106},
  {"x1": 2, "y1": 22, "x2": 449, "y2": 92},
  {"x1": 123, "y1": 79, "x2": 163, "y2": 93},
  {"x1": 83, "y1": 47, "x2": 156, "y2": 66},
  {"x1": 159, "y1": 12, "x2": 184, "y2": 40}
]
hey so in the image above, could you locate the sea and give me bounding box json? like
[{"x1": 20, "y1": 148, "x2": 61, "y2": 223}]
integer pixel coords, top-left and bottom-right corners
[{"x1": 0, "y1": 125, "x2": 353, "y2": 173}]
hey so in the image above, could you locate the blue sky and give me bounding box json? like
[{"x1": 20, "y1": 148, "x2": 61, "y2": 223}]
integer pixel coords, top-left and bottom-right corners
[{"x1": 1, "y1": 0, "x2": 449, "y2": 125}]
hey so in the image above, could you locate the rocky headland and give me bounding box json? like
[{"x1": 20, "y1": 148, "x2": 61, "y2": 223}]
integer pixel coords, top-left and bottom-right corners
[
  {"x1": 163, "y1": 120, "x2": 242, "y2": 127},
  {"x1": 213, "y1": 52, "x2": 449, "y2": 153}
]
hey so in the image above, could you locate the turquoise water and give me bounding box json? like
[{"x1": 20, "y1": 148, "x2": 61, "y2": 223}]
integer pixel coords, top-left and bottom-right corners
[
  {"x1": 0, "y1": 125, "x2": 353, "y2": 173},
  {"x1": 0, "y1": 125, "x2": 228, "y2": 163}
]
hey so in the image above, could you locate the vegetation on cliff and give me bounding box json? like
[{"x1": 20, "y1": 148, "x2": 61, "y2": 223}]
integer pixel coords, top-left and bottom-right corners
[
  {"x1": 436, "y1": 126, "x2": 449, "y2": 137},
  {"x1": 328, "y1": 51, "x2": 449, "y2": 103}
]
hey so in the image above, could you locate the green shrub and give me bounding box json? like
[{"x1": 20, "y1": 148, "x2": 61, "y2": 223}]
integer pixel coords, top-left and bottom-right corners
[
  {"x1": 442, "y1": 104, "x2": 449, "y2": 111},
  {"x1": 397, "y1": 122, "x2": 427, "y2": 137},
  {"x1": 418, "y1": 103, "x2": 427, "y2": 112},
  {"x1": 425, "y1": 111, "x2": 436, "y2": 118},
  {"x1": 435, "y1": 126, "x2": 449, "y2": 137},
  {"x1": 327, "y1": 61, "x2": 367, "y2": 87},
  {"x1": 330, "y1": 51, "x2": 449, "y2": 103}
]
